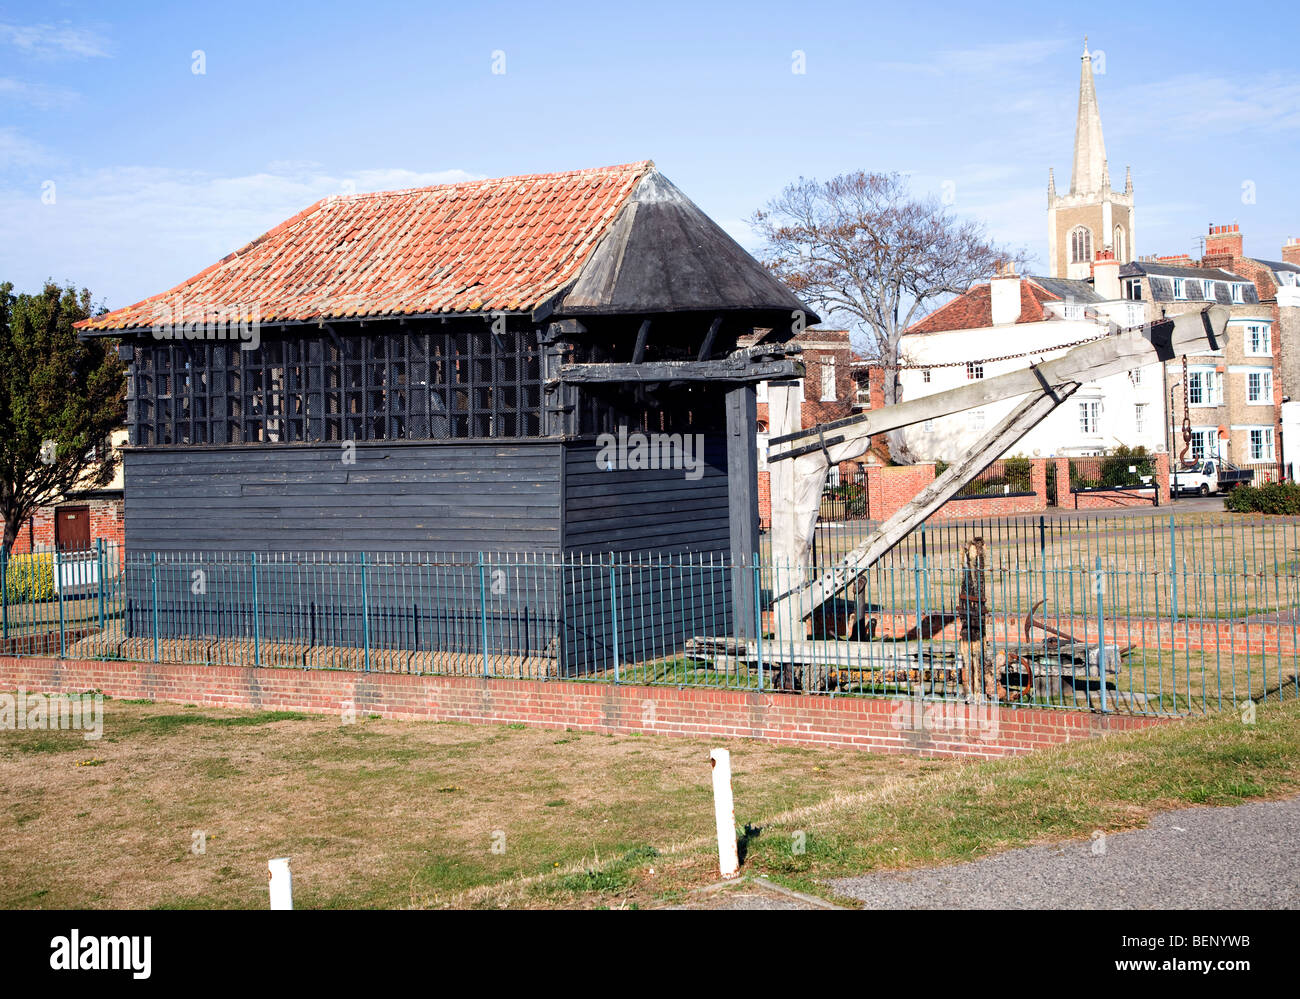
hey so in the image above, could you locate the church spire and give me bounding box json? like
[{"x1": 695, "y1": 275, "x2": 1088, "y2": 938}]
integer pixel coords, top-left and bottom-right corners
[{"x1": 1070, "y1": 38, "x2": 1109, "y2": 195}]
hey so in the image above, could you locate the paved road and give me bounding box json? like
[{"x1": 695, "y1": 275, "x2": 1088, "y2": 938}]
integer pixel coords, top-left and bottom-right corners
[{"x1": 831, "y1": 797, "x2": 1300, "y2": 909}]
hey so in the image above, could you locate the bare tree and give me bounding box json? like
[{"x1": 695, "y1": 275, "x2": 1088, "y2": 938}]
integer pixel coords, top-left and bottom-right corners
[{"x1": 750, "y1": 172, "x2": 1026, "y2": 458}]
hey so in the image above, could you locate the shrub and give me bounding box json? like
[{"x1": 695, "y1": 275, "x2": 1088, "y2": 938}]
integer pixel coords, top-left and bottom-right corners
[
  {"x1": 1099, "y1": 445, "x2": 1153, "y2": 488},
  {"x1": 2, "y1": 552, "x2": 56, "y2": 603},
  {"x1": 997, "y1": 455, "x2": 1033, "y2": 492},
  {"x1": 1223, "y1": 481, "x2": 1300, "y2": 515}
]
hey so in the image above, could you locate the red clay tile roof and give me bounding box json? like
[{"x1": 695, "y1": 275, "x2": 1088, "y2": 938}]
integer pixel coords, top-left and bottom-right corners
[
  {"x1": 903, "y1": 280, "x2": 1060, "y2": 335},
  {"x1": 78, "y1": 161, "x2": 653, "y2": 331}
]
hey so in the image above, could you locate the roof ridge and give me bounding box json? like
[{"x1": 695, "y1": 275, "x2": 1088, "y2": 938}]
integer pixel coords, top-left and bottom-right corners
[
  {"x1": 323, "y1": 160, "x2": 654, "y2": 205},
  {"x1": 1022, "y1": 277, "x2": 1062, "y2": 301},
  {"x1": 904, "y1": 284, "x2": 987, "y2": 334}
]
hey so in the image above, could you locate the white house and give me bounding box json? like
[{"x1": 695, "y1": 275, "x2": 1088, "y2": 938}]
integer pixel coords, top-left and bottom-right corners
[{"x1": 898, "y1": 264, "x2": 1163, "y2": 460}]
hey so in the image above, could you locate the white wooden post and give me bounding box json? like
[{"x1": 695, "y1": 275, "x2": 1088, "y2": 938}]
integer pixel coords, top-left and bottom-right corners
[
  {"x1": 710, "y1": 749, "x2": 740, "y2": 879},
  {"x1": 768, "y1": 381, "x2": 816, "y2": 653},
  {"x1": 268, "y1": 857, "x2": 293, "y2": 910}
]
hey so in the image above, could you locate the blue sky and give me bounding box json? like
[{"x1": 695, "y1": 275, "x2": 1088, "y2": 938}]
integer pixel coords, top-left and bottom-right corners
[{"x1": 1, "y1": 0, "x2": 1297, "y2": 313}]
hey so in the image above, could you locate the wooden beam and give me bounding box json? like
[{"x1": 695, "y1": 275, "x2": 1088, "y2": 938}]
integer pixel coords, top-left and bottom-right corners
[
  {"x1": 725, "y1": 383, "x2": 761, "y2": 640},
  {"x1": 774, "y1": 381, "x2": 1080, "y2": 620},
  {"x1": 769, "y1": 306, "x2": 1229, "y2": 462},
  {"x1": 541, "y1": 322, "x2": 577, "y2": 436},
  {"x1": 697, "y1": 315, "x2": 722, "y2": 361},
  {"x1": 554, "y1": 357, "x2": 802, "y2": 385},
  {"x1": 631, "y1": 319, "x2": 651, "y2": 363},
  {"x1": 540, "y1": 319, "x2": 586, "y2": 343}
]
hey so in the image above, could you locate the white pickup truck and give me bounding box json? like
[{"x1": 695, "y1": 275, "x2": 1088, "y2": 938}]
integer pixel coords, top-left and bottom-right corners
[
  {"x1": 1142, "y1": 461, "x2": 1220, "y2": 495},
  {"x1": 1169, "y1": 460, "x2": 1220, "y2": 496},
  {"x1": 1164, "y1": 459, "x2": 1256, "y2": 496}
]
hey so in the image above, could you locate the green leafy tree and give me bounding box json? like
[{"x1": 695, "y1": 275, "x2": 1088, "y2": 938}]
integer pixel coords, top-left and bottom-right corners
[{"x1": 0, "y1": 281, "x2": 125, "y2": 556}]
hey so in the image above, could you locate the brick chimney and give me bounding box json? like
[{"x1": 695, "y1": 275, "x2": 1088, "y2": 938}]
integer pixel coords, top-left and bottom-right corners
[
  {"x1": 1091, "y1": 246, "x2": 1121, "y2": 300},
  {"x1": 990, "y1": 261, "x2": 1021, "y2": 326},
  {"x1": 1204, "y1": 224, "x2": 1243, "y2": 269},
  {"x1": 1284, "y1": 238, "x2": 1300, "y2": 267}
]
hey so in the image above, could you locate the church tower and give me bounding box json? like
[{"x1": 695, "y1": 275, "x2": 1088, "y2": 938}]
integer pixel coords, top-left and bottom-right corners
[{"x1": 1047, "y1": 40, "x2": 1135, "y2": 279}]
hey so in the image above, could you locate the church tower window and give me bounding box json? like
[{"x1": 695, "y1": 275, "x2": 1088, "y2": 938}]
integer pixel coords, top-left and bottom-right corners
[{"x1": 1070, "y1": 226, "x2": 1093, "y2": 265}]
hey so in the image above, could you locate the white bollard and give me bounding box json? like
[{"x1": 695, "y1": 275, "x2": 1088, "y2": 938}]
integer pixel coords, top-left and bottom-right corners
[
  {"x1": 268, "y1": 857, "x2": 293, "y2": 910},
  {"x1": 710, "y1": 748, "x2": 740, "y2": 879}
]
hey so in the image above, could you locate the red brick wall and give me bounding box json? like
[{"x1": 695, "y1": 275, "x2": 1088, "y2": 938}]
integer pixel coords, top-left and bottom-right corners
[
  {"x1": 1, "y1": 498, "x2": 124, "y2": 554},
  {"x1": 761, "y1": 458, "x2": 1050, "y2": 528},
  {"x1": 1055, "y1": 454, "x2": 1167, "y2": 510},
  {"x1": 865, "y1": 460, "x2": 1049, "y2": 521},
  {"x1": 866, "y1": 463, "x2": 933, "y2": 519},
  {"x1": 862, "y1": 609, "x2": 1297, "y2": 657},
  {"x1": 0, "y1": 655, "x2": 1168, "y2": 759}
]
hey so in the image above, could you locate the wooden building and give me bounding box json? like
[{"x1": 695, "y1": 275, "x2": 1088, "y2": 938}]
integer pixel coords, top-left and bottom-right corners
[{"x1": 76, "y1": 161, "x2": 815, "y2": 668}]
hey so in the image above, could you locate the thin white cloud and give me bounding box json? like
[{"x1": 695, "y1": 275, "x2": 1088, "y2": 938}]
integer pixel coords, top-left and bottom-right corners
[
  {"x1": 1112, "y1": 73, "x2": 1300, "y2": 137},
  {"x1": 0, "y1": 162, "x2": 482, "y2": 306},
  {"x1": 0, "y1": 20, "x2": 111, "y2": 59},
  {"x1": 0, "y1": 126, "x2": 51, "y2": 167},
  {"x1": 0, "y1": 76, "x2": 79, "y2": 110},
  {"x1": 881, "y1": 38, "x2": 1069, "y2": 78}
]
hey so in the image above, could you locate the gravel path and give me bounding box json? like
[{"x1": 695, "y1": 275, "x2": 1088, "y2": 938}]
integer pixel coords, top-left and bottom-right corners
[{"x1": 832, "y1": 796, "x2": 1300, "y2": 909}]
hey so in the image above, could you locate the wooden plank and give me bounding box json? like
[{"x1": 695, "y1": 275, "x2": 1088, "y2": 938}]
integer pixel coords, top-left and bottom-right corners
[
  {"x1": 777, "y1": 383, "x2": 1079, "y2": 621},
  {"x1": 556, "y1": 356, "x2": 800, "y2": 385},
  {"x1": 769, "y1": 306, "x2": 1229, "y2": 462},
  {"x1": 697, "y1": 315, "x2": 722, "y2": 361},
  {"x1": 726, "y1": 383, "x2": 760, "y2": 639},
  {"x1": 631, "y1": 319, "x2": 651, "y2": 364}
]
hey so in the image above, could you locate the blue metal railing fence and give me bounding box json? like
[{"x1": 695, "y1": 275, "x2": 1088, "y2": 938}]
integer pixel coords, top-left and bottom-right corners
[{"x1": 2, "y1": 511, "x2": 1298, "y2": 718}]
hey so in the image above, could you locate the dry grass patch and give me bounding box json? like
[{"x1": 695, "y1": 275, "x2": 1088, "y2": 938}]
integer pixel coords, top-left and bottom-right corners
[{"x1": 0, "y1": 696, "x2": 937, "y2": 909}]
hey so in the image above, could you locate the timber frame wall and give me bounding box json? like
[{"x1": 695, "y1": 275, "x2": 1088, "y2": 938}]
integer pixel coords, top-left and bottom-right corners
[{"x1": 118, "y1": 315, "x2": 745, "y2": 672}]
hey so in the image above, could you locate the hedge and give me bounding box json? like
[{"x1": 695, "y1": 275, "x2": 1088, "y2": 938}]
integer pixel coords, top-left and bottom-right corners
[
  {"x1": 1223, "y1": 481, "x2": 1300, "y2": 515},
  {"x1": 1, "y1": 552, "x2": 56, "y2": 603}
]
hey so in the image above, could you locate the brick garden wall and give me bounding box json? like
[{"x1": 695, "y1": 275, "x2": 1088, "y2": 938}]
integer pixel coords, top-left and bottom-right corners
[
  {"x1": 0, "y1": 655, "x2": 1167, "y2": 760},
  {"x1": 863, "y1": 460, "x2": 1049, "y2": 522},
  {"x1": 1054, "y1": 454, "x2": 1167, "y2": 510},
  {"x1": 760, "y1": 458, "x2": 1053, "y2": 527}
]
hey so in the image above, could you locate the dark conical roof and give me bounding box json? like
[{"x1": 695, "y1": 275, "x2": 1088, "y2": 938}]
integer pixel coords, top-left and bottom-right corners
[{"x1": 554, "y1": 168, "x2": 819, "y2": 325}]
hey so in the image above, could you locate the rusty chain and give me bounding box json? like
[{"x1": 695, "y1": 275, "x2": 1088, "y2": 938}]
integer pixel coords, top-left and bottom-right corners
[{"x1": 1179, "y1": 354, "x2": 1198, "y2": 469}]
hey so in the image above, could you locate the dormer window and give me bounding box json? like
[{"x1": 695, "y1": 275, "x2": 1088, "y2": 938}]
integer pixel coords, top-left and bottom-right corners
[
  {"x1": 1173, "y1": 278, "x2": 1186, "y2": 299},
  {"x1": 1232, "y1": 284, "x2": 1244, "y2": 303}
]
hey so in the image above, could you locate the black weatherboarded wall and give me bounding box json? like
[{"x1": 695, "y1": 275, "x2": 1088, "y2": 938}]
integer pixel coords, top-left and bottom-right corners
[
  {"x1": 560, "y1": 436, "x2": 733, "y2": 671},
  {"x1": 121, "y1": 442, "x2": 563, "y2": 660},
  {"x1": 121, "y1": 436, "x2": 734, "y2": 671},
  {"x1": 124, "y1": 441, "x2": 563, "y2": 553}
]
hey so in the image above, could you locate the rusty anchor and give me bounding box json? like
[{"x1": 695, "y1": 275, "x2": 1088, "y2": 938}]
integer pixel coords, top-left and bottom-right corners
[{"x1": 1023, "y1": 600, "x2": 1085, "y2": 646}]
